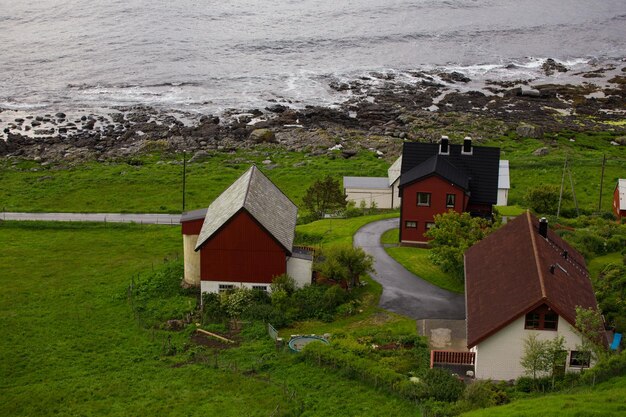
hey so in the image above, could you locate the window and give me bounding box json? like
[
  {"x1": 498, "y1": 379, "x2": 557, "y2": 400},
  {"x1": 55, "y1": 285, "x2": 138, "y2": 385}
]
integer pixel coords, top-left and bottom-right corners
[
  {"x1": 569, "y1": 351, "x2": 591, "y2": 368},
  {"x1": 218, "y1": 284, "x2": 235, "y2": 293},
  {"x1": 405, "y1": 221, "x2": 417, "y2": 228},
  {"x1": 446, "y1": 194, "x2": 456, "y2": 208},
  {"x1": 426, "y1": 222, "x2": 435, "y2": 230},
  {"x1": 417, "y1": 192, "x2": 431, "y2": 206},
  {"x1": 524, "y1": 305, "x2": 559, "y2": 330},
  {"x1": 252, "y1": 285, "x2": 268, "y2": 292}
]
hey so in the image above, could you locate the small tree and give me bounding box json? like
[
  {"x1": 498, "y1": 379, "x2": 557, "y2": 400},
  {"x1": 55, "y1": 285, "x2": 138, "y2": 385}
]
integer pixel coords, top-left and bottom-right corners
[
  {"x1": 425, "y1": 211, "x2": 494, "y2": 281},
  {"x1": 315, "y1": 245, "x2": 374, "y2": 291},
  {"x1": 302, "y1": 176, "x2": 346, "y2": 220},
  {"x1": 520, "y1": 333, "x2": 549, "y2": 381},
  {"x1": 525, "y1": 185, "x2": 569, "y2": 215},
  {"x1": 575, "y1": 306, "x2": 608, "y2": 370}
]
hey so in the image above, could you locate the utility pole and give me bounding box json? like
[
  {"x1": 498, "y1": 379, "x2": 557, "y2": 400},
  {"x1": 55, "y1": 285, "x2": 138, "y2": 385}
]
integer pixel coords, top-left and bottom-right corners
[
  {"x1": 182, "y1": 150, "x2": 187, "y2": 213},
  {"x1": 557, "y1": 156, "x2": 567, "y2": 219},
  {"x1": 598, "y1": 154, "x2": 606, "y2": 212}
]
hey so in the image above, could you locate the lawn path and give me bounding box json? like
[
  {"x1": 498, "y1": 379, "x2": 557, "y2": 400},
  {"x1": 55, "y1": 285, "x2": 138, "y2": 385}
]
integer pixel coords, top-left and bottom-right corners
[{"x1": 353, "y1": 218, "x2": 465, "y2": 320}]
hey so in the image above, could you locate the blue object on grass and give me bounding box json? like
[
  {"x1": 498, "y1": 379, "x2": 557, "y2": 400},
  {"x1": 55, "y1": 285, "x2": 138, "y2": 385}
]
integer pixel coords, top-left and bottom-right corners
[{"x1": 610, "y1": 333, "x2": 622, "y2": 350}]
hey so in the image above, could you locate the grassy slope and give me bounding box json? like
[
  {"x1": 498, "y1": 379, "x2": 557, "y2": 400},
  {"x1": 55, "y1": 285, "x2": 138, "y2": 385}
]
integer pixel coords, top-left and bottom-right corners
[
  {"x1": 461, "y1": 376, "x2": 626, "y2": 417},
  {"x1": 1, "y1": 132, "x2": 624, "y2": 215},
  {"x1": 295, "y1": 212, "x2": 399, "y2": 246},
  {"x1": 0, "y1": 150, "x2": 388, "y2": 213},
  {"x1": 587, "y1": 251, "x2": 624, "y2": 279},
  {"x1": 484, "y1": 132, "x2": 625, "y2": 212},
  {"x1": 0, "y1": 221, "x2": 421, "y2": 417}
]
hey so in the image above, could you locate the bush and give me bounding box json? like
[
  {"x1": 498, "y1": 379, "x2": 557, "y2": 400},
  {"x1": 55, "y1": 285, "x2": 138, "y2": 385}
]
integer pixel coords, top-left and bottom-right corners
[
  {"x1": 462, "y1": 380, "x2": 509, "y2": 409},
  {"x1": 221, "y1": 287, "x2": 255, "y2": 318},
  {"x1": 580, "y1": 350, "x2": 626, "y2": 385},
  {"x1": 417, "y1": 368, "x2": 465, "y2": 402},
  {"x1": 201, "y1": 292, "x2": 227, "y2": 323}
]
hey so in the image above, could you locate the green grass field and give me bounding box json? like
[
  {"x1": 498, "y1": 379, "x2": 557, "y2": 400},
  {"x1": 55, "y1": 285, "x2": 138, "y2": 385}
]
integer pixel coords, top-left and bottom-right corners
[
  {"x1": 295, "y1": 212, "x2": 399, "y2": 246},
  {"x1": 1, "y1": 131, "x2": 624, "y2": 215},
  {"x1": 0, "y1": 149, "x2": 388, "y2": 213},
  {"x1": 461, "y1": 376, "x2": 626, "y2": 417},
  {"x1": 0, "y1": 221, "x2": 422, "y2": 416}
]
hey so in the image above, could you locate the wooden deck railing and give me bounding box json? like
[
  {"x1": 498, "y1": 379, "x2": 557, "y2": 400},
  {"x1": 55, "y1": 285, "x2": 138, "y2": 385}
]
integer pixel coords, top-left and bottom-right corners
[{"x1": 430, "y1": 350, "x2": 475, "y2": 368}]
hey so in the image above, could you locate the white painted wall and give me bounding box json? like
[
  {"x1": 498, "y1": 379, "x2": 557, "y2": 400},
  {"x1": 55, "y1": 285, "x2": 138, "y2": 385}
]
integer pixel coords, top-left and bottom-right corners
[
  {"x1": 183, "y1": 234, "x2": 201, "y2": 286},
  {"x1": 474, "y1": 315, "x2": 586, "y2": 381},
  {"x1": 391, "y1": 179, "x2": 401, "y2": 209},
  {"x1": 497, "y1": 188, "x2": 509, "y2": 206},
  {"x1": 345, "y1": 187, "x2": 394, "y2": 209},
  {"x1": 287, "y1": 256, "x2": 313, "y2": 288}
]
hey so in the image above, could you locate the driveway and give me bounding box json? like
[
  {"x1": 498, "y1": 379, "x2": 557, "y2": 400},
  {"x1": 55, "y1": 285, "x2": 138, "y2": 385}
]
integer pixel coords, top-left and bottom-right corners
[
  {"x1": 0, "y1": 212, "x2": 181, "y2": 225},
  {"x1": 353, "y1": 218, "x2": 465, "y2": 320}
]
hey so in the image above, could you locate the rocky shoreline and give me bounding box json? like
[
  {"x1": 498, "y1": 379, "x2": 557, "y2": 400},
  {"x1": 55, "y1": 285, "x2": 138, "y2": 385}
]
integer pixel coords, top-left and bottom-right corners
[{"x1": 1, "y1": 61, "x2": 625, "y2": 163}]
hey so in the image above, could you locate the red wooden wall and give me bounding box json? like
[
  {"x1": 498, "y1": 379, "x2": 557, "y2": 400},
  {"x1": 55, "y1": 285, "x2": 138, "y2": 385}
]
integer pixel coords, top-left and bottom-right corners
[
  {"x1": 400, "y1": 176, "x2": 467, "y2": 243},
  {"x1": 614, "y1": 186, "x2": 625, "y2": 220},
  {"x1": 181, "y1": 218, "x2": 204, "y2": 235},
  {"x1": 199, "y1": 210, "x2": 287, "y2": 283}
]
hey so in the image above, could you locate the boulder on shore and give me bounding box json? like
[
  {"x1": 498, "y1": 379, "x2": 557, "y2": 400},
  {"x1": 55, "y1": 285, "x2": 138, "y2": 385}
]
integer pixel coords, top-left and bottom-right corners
[
  {"x1": 249, "y1": 128, "x2": 276, "y2": 143},
  {"x1": 516, "y1": 123, "x2": 544, "y2": 139}
]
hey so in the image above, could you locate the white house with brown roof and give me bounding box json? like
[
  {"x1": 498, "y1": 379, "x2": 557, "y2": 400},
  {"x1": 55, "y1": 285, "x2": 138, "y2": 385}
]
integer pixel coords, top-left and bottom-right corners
[{"x1": 464, "y1": 212, "x2": 603, "y2": 380}]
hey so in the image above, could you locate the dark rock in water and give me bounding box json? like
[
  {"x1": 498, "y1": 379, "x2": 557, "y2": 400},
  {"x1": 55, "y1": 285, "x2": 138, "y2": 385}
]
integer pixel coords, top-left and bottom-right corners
[
  {"x1": 35, "y1": 116, "x2": 44, "y2": 121},
  {"x1": 249, "y1": 128, "x2": 276, "y2": 143},
  {"x1": 84, "y1": 120, "x2": 95, "y2": 130},
  {"x1": 58, "y1": 127, "x2": 67, "y2": 134},
  {"x1": 15, "y1": 118, "x2": 25, "y2": 123},
  {"x1": 266, "y1": 104, "x2": 287, "y2": 113},
  {"x1": 81, "y1": 115, "x2": 87, "y2": 121},
  {"x1": 55, "y1": 112, "x2": 66, "y2": 119},
  {"x1": 542, "y1": 58, "x2": 568, "y2": 76},
  {"x1": 329, "y1": 81, "x2": 351, "y2": 91},
  {"x1": 440, "y1": 71, "x2": 471, "y2": 83},
  {"x1": 31, "y1": 121, "x2": 41, "y2": 127}
]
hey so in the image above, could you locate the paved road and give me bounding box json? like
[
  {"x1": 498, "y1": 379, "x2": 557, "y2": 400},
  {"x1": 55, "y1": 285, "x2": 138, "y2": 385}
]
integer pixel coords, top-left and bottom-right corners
[
  {"x1": 1, "y1": 212, "x2": 181, "y2": 225},
  {"x1": 354, "y1": 218, "x2": 465, "y2": 320}
]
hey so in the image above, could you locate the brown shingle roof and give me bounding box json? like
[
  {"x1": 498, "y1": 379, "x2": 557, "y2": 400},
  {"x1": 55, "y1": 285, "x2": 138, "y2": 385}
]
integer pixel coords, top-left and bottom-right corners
[
  {"x1": 464, "y1": 211, "x2": 598, "y2": 348},
  {"x1": 194, "y1": 166, "x2": 297, "y2": 253}
]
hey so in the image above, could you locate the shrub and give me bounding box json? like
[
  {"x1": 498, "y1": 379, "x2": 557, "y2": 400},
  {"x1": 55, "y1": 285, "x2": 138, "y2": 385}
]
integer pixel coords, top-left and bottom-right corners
[
  {"x1": 221, "y1": 287, "x2": 255, "y2": 318},
  {"x1": 201, "y1": 292, "x2": 227, "y2": 323},
  {"x1": 580, "y1": 350, "x2": 626, "y2": 385},
  {"x1": 270, "y1": 273, "x2": 297, "y2": 296},
  {"x1": 462, "y1": 380, "x2": 509, "y2": 409},
  {"x1": 417, "y1": 368, "x2": 465, "y2": 402}
]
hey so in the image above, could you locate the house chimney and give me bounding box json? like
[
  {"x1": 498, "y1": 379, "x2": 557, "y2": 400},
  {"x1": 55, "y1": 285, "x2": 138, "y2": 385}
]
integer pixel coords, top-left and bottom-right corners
[
  {"x1": 539, "y1": 217, "x2": 548, "y2": 238},
  {"x1": 439, "y1": 135, "x2": 449, "y2": 154},
  {"x1": 562, "y1": 250, "x2": 568, "y2": 260},
  {"x1": 462, "y1": 136, "x2": 473, "y2": 154}
]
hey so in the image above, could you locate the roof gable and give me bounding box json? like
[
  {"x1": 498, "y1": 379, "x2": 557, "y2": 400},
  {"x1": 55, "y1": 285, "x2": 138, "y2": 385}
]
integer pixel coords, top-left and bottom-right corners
[
  {"x1": 465, "y1": 212, "x2": 598, "y2": 347},
  {"x1": 399, "y1": 154, "x2": 470, "y2": 190},
  {"x1": 400, "y1": 142, "x2": 500, "y2": 205},
  {"x1": 195, "y1": 166, "x2": 297, "y2": 253}
]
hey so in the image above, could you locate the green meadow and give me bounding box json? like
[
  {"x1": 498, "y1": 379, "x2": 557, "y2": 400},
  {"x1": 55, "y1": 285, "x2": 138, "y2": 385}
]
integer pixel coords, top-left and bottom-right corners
[
  {"x1": 0, "y1": 130, "x2": 624, "y2": 215},
  {"x1": 0, "y1": 220, "x2": 423, "y2": 416}
]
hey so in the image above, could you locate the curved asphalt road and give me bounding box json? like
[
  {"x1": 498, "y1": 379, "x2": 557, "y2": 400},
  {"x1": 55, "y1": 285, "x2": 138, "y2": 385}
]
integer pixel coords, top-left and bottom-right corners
[{"x1": 354, "y1": 218, "x2": 465, "y2": 320}]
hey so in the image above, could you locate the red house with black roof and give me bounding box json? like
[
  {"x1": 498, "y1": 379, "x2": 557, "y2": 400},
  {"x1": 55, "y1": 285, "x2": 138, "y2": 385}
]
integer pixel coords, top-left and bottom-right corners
[{"x1": 398, "y1": 137, "x2": 500, "y2": 244}]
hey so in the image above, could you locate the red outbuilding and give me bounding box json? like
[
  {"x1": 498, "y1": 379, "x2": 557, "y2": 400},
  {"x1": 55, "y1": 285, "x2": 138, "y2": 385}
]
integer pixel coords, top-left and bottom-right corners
[
  {"x1": 180, "y1": 165, "x2": 313, "y2": 293},
  {"x1": 398, "y1": 137, "x2": 500, "y2": 244},
  {"x1": 613, "y1": 179, "x2": 626, "y2": 221}
]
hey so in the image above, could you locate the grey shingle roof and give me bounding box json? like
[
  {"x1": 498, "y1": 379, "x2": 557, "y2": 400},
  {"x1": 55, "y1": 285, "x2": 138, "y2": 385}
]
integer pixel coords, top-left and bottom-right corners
[
  {"x1": 343, "y1": 176, "x2": 390, "y2": 189},
  {"x1": 181, "y1": 207, "x2": 208, "y2": 222},
  {"x1": 194, "y1": 166, "x2": 297, "y2": 253}
]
